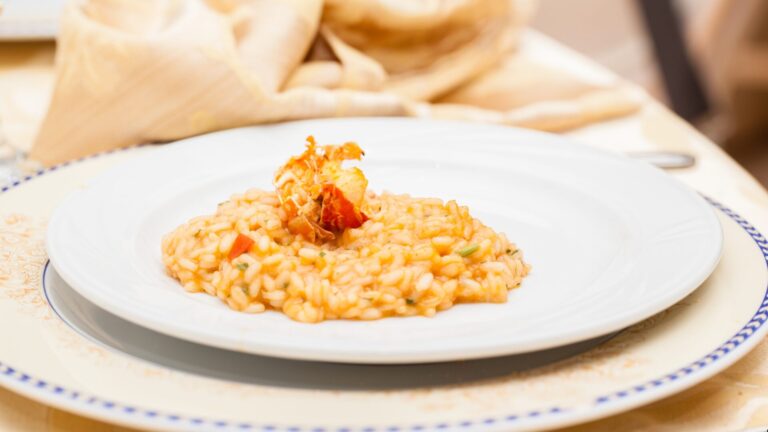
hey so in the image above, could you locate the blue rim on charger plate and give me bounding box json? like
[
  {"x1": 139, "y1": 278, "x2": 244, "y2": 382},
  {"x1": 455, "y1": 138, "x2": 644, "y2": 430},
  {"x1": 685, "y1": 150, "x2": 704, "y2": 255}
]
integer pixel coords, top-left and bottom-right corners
[{"x1": 1, "y1": 145, "x2": 767, "y2": 431}]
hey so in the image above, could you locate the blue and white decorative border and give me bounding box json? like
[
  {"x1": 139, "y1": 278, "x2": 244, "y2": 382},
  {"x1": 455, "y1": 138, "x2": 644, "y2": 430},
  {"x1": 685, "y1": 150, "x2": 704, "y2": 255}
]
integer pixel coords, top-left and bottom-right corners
[
  {"x1": 0, "y1": 146, "x2": 767, "y2": 431},
  {"x1": 592, "y1": 196, "x2": 768, "y2": 406}
]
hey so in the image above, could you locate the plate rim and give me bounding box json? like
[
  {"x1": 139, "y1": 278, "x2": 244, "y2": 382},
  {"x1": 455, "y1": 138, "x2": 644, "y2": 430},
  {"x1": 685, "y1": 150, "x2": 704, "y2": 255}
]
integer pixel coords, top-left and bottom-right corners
[
  {"x1": 0, "y1": 135, "x2": 766, "y2": 431},
  {"x1": 44, "y1": 119, "x2": 724, "y2": 363}
]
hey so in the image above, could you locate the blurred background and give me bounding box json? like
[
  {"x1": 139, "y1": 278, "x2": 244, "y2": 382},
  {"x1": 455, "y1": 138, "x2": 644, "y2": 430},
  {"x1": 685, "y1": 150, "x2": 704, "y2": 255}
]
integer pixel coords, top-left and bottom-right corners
[
  {"x1": 2, "y1": 0, "x2": 768, "y2": 184},
  {"x1": 532, "y1": 0, "x2": 768, "y2": 184}
]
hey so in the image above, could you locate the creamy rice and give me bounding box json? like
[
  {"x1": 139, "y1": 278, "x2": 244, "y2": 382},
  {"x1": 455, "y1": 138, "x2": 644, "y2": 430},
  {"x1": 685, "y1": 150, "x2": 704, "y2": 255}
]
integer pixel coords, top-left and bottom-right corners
[{"x1": 162, "y1": 188, "x2": 529, "y2": 323}]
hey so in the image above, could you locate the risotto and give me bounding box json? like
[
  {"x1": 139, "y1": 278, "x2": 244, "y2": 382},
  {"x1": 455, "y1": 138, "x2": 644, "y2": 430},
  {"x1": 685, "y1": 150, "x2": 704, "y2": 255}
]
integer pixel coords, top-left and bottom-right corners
[{"x1": 161, "y1": 138, "x2": 529, "y2": 322}]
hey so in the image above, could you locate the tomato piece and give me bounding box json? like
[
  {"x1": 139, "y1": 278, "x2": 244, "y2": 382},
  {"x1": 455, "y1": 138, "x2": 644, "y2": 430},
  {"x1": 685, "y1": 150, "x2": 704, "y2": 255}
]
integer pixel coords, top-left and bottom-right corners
[
  {"x1": 228, "y1": 233, "x2": 254, "y2": 260},
  {"x1": 320, "y1": 184, "x2": 367, "y2": 231}
]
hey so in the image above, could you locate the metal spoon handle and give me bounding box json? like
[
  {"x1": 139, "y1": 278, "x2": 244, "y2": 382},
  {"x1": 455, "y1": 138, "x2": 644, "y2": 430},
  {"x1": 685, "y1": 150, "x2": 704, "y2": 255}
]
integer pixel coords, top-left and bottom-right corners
[{"x1": 627, "y1": 151, "x2": 696, "y2": 169}]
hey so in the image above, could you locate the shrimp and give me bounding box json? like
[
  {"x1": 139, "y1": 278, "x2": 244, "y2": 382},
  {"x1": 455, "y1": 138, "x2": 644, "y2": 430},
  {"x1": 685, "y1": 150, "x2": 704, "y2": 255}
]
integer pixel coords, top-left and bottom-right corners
[{"x1": 273, "y1": 136, "x2": 369, "y2": 241}]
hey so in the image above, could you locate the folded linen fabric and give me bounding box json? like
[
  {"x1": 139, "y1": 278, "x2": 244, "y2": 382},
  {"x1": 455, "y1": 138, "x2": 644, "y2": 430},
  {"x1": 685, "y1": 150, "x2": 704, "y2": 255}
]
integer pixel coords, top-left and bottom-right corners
[{"x1": 29, "y1": 0, "x2": 641, "y2": 165}]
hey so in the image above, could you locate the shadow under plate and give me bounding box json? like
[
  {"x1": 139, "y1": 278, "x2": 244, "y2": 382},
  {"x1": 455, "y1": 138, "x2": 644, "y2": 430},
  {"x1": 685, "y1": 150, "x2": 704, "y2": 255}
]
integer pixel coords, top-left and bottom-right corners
[{"x1": 43, "y1": 264, "x2": 618, "y2": 391}]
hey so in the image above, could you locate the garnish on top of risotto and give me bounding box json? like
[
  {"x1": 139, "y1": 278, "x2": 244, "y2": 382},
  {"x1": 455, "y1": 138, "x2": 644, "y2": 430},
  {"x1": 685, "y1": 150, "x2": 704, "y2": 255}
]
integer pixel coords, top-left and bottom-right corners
[{"x1": 161, "y1": 136, "x2": 529, "y2": 323}]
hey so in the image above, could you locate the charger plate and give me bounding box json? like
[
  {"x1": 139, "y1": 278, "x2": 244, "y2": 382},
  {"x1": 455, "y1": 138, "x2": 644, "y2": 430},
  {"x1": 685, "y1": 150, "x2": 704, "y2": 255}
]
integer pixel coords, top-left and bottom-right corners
[{"x1": 0, "y1": 138, "x2": 766, "y2": 431}]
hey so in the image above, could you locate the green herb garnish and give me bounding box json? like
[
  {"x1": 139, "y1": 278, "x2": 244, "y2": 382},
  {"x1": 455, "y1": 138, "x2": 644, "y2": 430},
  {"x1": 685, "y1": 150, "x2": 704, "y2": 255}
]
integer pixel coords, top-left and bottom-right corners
[
  {"x1": 235, "y1": 263, "x2": 249, "y2": 271},
  {"x1": 457, "y1": 244, "x2": 479, "y2": 257},
  {"x1": 319, "y1": 251, "x2": 326, "y2": 257},
  {"x1": 507, "y1": 249, "x2": 518, "y2": 257},
  {"x1": 406, "y1": 298, "x2": 415, "y2": 305}
]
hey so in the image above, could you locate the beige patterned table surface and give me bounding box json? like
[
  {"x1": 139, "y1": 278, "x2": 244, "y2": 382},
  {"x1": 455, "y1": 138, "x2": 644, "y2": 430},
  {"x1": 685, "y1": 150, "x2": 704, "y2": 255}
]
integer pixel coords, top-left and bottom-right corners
[{"x1": 4, "y1": 37, "x2": 768, "y2": 432}]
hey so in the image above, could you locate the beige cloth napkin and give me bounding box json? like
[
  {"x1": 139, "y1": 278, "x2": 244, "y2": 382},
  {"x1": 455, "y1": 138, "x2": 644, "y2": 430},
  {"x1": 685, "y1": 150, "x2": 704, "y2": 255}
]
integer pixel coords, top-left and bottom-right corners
[{"x1": 29, "y1": 0, "x2": 641, "y2": 165}]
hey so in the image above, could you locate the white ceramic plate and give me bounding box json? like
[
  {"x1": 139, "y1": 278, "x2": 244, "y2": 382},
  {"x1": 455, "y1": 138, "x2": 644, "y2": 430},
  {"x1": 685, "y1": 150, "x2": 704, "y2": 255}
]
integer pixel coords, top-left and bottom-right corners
[
  {"x1": 2, "y1": 136, "x2": 766, "y2": 431},
  {"x1": 46, "y1": 119, "x2": 722, "y2": 363}
]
